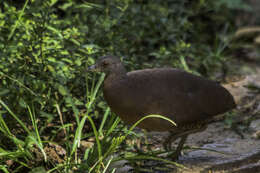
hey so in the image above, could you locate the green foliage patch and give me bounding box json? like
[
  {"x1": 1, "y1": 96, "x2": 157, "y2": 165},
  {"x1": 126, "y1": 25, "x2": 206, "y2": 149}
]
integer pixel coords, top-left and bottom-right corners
[{"x1": 0, "y1": 0, "x2": 250, "y2": 115}]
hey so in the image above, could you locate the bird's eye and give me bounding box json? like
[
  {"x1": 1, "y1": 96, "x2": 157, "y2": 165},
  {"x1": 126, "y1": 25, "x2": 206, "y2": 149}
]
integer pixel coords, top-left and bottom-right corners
[{"x1": 102, "y1": 61, "x2": 109, "y2": 67}]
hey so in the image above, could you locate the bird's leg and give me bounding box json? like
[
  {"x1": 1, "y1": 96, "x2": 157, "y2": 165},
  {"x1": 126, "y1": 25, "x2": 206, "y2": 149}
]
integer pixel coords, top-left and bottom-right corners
[
  {"x1": 163, "y1": 133, "x2": 179, "y2": 151},
  {"x1": 164, "y1": 125, "x2": 207, "y2": 158},
  {"x1": 163, "y1": 130, "x2": 191, "y2": 151},
  {"x1": 170, "y1": 135, "x2": 188, "y2": 160}
]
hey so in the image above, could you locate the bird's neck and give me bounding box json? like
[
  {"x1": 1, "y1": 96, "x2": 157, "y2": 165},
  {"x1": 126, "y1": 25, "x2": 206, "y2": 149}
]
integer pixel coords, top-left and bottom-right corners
[{"x1": 105, "y1": 66, "x2": 127, "y2": 82}]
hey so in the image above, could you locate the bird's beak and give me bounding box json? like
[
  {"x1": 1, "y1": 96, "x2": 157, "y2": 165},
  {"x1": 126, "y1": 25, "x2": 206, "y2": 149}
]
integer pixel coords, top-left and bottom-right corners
[
  {"x1": 86, "y1": 64, "x2": 101, "y2": 72},
  {"x1": 87, "y1": 64, "x2": 96, "y2": 71}
]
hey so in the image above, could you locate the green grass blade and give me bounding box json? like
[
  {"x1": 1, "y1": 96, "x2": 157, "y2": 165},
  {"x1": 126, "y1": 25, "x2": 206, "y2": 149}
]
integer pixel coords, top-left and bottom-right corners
[
  {"x1": 0, "y1": 165, "x2": 9, "y2": 173},
  {"x1": 98, "y1": 107, "x2": 110, "y2": 134},
  {"x1": 8, "y1": 0, "x2": 29, "y2": 40},
  {"x1": 87, "y1": 115, "x2": 102, "y2": 158},
  {"x1": 106, "y1": 117, "x2": 121, "y2": 136},
  {"x1": 127, "y1": 114, "x2": 176, "y2": 137},
  {"x1": 0, "y1": 112, "x2": 12, "y2": 136},
  {"x1": 102, "y1": 157, "x2": 113, "y2": 173},
  {"x1": 71, "y1": 74, "x2": 105, "y2": 157},
  {"x1": 0, "y1": 99, "x2": 30, "y2": 134},
  {"x1": 113, "y1": 155, "x2": 186, "y2": 169}
]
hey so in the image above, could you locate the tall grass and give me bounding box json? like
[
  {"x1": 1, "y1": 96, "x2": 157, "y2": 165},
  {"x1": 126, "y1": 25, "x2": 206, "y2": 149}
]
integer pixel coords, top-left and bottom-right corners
[
  {"x1": 0, "y1": 73, "x2": 182, "y2": 173},
  {"x1": 0, "y1": 99, "x2": 46, "y2": 172}
]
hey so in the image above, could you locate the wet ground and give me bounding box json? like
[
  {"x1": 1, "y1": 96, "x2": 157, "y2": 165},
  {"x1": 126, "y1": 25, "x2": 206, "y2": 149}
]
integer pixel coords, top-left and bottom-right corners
[{"x1": 179, "y1": 121, "x2": 260, "y2": 173}]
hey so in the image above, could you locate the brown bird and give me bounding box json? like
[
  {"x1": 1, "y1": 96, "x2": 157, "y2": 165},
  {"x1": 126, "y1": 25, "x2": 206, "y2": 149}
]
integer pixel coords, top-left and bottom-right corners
[{"x1": 88, "y1": 55, "x2": 236, "y2": 158}]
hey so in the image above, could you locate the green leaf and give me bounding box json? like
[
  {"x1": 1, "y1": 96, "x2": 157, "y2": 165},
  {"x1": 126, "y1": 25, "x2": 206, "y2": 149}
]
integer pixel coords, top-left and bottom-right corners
[
  {"x1": 47, "y1": 57, "x2": 56, "y2": 63},
  {"x1": 74, "y1": 99, "x2": 84, "y2": 106},
  {"x1": 87, "y1": 57, "x2": 95, "y2": 65},
  {"x1": 29, "y1": 167, "x2": 46, "y2": 173},
  {"x1": 70, "y1": 38, "x2": 81, "y2": 46},
  {"x1": 75, "y1": 59, "x2": 82, "y2": 66},
  {"x1": 58, "y1": 85, "x2": 67, "y2": 96},
  {"x1": 62, "y1": 58, "x2": 73, "y2": 64},
  {"x1": 47, "y1": 65, "x2": 55, "y2": 73},
  {"x1": 0, "y1": 89, "x2": 9, "y2": 96},
  {"x1": 46, "y1": 25, "x2": 63, "y2": 38},
  {"x1": 59, "y1": 2, "x2": 73, "y2": 10},
  {"x1": 19, "y1": 98, "x2": 27, "y2": 108},
  {"x1": 49, "y1": 0, "x2": 58, "y2": 6}
]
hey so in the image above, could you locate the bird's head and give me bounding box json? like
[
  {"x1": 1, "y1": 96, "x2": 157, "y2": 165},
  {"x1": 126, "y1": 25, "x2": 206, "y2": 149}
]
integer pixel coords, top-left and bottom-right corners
[{"x1": 87, "y1": 55, "x2": 125, "y2": 75}]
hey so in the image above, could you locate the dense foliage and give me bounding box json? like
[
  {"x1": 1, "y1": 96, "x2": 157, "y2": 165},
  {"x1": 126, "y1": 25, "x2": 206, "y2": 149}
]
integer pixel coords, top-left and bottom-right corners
[{"x1": 0, "y1": 0, "x2": 251, "y2": 116}]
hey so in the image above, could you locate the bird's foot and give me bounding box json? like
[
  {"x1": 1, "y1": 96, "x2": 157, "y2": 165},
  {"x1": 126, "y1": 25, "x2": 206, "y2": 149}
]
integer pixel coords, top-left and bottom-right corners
[{"x1": 168, "y1": 147, "x2": 184, "y2": 160}]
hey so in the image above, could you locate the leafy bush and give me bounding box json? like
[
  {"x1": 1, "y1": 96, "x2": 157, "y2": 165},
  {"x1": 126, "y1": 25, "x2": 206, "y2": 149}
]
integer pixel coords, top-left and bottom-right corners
[{"x1": 0, "y1": 0, "x2": 250, "y2": 115}]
